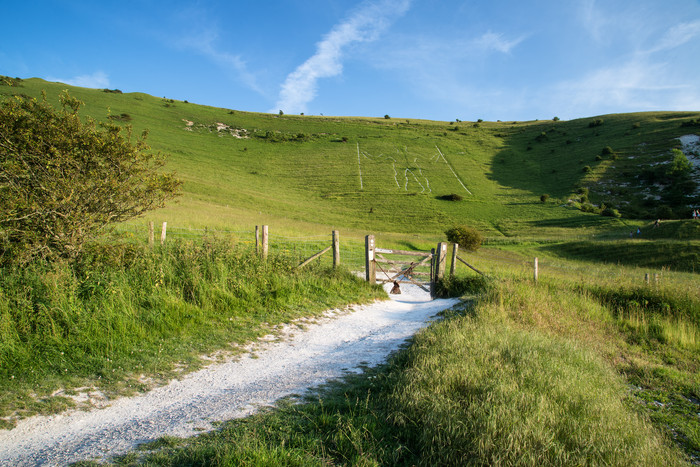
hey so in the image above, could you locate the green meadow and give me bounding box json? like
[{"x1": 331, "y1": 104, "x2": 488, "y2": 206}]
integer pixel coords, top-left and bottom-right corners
[{"x1": 1, "y1": 77, "x2": 699, "y2": 464}]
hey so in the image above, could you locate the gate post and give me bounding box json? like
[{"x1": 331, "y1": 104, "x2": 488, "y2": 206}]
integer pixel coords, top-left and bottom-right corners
[
  {"x1": 365, "y1": 235, "x2": 376, "y2": 284},
  {"x1": 430, "y1": 248, "x2": 436, "y2": 298},
  {"x1": 435, "y1": 242, "x2": 447, "y2": 280},
  {"x1": 333, "y1": 230, "x2": 340, "y2": 268}
]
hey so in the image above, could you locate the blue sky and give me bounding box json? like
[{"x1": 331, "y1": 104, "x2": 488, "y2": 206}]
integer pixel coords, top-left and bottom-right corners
[{"x1": 2, "y1": 0, "x2": 700, "y2": 121}]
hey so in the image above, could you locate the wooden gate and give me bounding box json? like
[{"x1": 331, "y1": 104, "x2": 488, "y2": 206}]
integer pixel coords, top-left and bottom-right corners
[{"x1": 365, "y1": 235, "x2": 448, "y2": 298}]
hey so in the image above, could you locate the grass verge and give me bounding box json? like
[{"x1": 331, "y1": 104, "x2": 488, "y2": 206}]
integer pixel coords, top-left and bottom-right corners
[
  {"x1": 111, "y1": 273, "x2": 695, "y2": 466},
  {"x1": 0, "y1": 238, "x2": 385, "y2": 427}
]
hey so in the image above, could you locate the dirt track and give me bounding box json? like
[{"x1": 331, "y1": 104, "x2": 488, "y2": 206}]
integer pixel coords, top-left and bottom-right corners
[{"x1": 0, "y1": 283, "x2": 458, "y2": 466}]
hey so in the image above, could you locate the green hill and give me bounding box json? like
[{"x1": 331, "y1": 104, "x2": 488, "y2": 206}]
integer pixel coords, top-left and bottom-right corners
[{"x1": 2, "y1": 77, "x2": 699, "y2": 241}]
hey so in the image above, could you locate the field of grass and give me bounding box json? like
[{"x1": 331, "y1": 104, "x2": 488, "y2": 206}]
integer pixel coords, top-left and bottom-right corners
[{"x1": 104, "y1": 254, "x2": 698, "y2": 465}]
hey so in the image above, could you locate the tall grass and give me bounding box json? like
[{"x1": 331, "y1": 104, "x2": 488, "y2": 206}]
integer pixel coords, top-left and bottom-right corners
[
  {"x1": 128, "y1": 276, "x2": 689, "y2": 466},
  {"x1": 0, "y1": 238, "x2": 385, "y2": 425}
]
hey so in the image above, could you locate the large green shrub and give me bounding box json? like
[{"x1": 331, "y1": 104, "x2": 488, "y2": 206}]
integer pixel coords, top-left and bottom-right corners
[
  {"x1": 0, "y1": 92, "x2": 181, "y2": 263},
  {"x1": 445, "y1": 225, "x2": 483, "y2": 251}
]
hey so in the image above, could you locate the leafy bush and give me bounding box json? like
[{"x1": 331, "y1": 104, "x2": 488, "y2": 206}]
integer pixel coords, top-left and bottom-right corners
[
  {"x1": 433, "y1": 275, "x2": 492, "y2": 298},
  {"x1": 680, "y1": 118, "x2": 700, "y2": 128},
  {"x1": 588, "y1": 118, "x2": 604, "y2": 128},
  {"x1": 601, "y1": 206, "x2": 621, "y2": 218},
  {"x1": 667, "y1": 149, "x2": 692, "y2": 177},
  {"x1": 602, "y1": 146, "x2": 614, "y2": 155},
  {"x1": 580, "y1": 203, "x2": 600, "y2": 213},
  {"x1": 540, "y1": 194, "x2": 550, "y2": 203},
  {"x1": 107, "y1": 112, "x2": 132, "y2": 122},
  {"x1": 445, "y1": 225, "x2": 483, "y2": 251},
  {"x1": 583, "y1": 165, "x2": 592, "y2": 173},
  {"x1": 656, "y1": 206, "x2": 675, "y2": 220},
  {"x1": 438, "y1": 193, "x2": 463, "y2": 201},
  {"x1": 0, "y1": 92, "x2": 181, "y2": 263}
]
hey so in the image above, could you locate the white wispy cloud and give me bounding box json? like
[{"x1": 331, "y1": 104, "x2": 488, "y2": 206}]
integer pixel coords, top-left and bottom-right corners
[
  {"x1": 550, "y1": 58, "x2": 698, "y2": 118},
  {"x1": 272, "y1": 0, "x2": 411, "y2": 114},
  {"x1": 474, "y1": 31, "x2": 526, "y2": 54},
  {"x1": 47, "y1": 71, "x2": 110, "y2": 89},
  {"x1": 648, "y1": 19, "x2": 700, "y2": 53},
  {"x1": 179, "y1": 28, "x2": 263, "y2": 95}
]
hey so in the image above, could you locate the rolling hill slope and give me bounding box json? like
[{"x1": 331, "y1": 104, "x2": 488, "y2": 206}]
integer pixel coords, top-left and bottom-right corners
[{"x1": 2, "y1": 77, "x2": 699, "y2": 241}]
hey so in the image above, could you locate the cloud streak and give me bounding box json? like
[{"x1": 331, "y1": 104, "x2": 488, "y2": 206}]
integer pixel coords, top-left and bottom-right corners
[
  {"x1": 474, "y1": 31, "x2": 526, "y2": 54},
  {"x1": 272, "y1": 0, "x2": 411, "y2": 114},
  {"x1": 648, "y1": 19, "x2": 700, "y2": 53},
  {"x1": 47, "y1": 71, "x2": 110, "y2": 89}
]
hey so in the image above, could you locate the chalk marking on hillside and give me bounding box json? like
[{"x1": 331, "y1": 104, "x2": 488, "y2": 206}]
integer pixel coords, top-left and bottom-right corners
[
  {"x1": 392, "y1": 161, "x2": 400, "y2": 188},
  {"x1": 436, "y1": 146, "x2": 472, "y2": 195},
  {"x1": 357, "y1": 143, "x2": 363, "y2": 190}
]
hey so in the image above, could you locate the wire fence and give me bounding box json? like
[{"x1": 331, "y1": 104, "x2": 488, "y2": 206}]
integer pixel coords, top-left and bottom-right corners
[
  {"x1": 112, "y1": 223, "x2": 693, "y2": 290},
  {"x1": 113, "y1": 223, "x2": 369, "y2": 270}
]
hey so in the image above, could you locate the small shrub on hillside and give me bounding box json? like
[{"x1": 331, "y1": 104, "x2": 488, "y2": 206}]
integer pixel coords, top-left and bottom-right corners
[
  {"x1": 667, "y1": 149, "x2": 692, "y2": 177},
  {"x1": 384, "y1": 114, "x2": 390, "y2": 119},
  {"x1": 656, "y1": 205, "x2": 675, "y2": 220},
  {"x1": 0, "y1": 76, "x2": 24, "y2": 87},
  {"x1": 108, "y1": 113, "x2": 132, "y2": 122},
  {"x1": 438, "y1": 193, "x2": 463, "y2": 201},
  {"x1": 540, "y1": 194, "x2": 550, "y2": 203},
  {"x1": 433, "y1": 275, "x2": 492, "y2": 298},
  {"x1": 601, "y1": 206, "x2": 621, "y2": 218},
  {"x1": 102, "y1": 88, "x2": 122, "y2": 94},
  {"x1": 580, "y1": 203, "x2": 600, "y2": 214},
  {"x1": 445, "y1": 225, "x2": 483, "y2": 252},
  {"x1": 602, "y1": 146, "x2": 614, "y2": 155},
  {"x1": 680, "y1": 118, "x2": 700, "y2": 128},
  {"x1": 553, "y1": 116, "x2": 560, "y2": 121},
  {"x1": 588, "y1": 118, "x2": 604, "y2": 128},
  {"x1": 583, "y1": 165, "x2": 592, "y2": 173}
]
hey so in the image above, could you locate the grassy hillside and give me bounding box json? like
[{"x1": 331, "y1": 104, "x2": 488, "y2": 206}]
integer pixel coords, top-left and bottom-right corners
[
  {"x1": 2, "y1": 77, "x2": 698, "y2": 243},
  {"x1": 1, "y1": 77, "x2": 698, "y2": 464}
]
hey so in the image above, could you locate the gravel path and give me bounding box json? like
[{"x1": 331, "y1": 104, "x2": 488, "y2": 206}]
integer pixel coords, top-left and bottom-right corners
[{"x1": 0, "y1": 284, "x2": 459, "y2": 466}]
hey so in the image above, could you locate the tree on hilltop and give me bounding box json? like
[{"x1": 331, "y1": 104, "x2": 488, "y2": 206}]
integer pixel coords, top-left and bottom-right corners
[{"x1": 0, "y1": 91, "x2": 181, "y2": 263}]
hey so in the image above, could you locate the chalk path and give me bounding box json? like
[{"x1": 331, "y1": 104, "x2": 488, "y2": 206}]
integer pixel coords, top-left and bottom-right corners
[{"x1": 0, "y1": 284, "x2": 458, "y2": 466}]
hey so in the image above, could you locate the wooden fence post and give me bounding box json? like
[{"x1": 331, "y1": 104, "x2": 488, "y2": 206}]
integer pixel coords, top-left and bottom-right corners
[
  {"x1": 255, "y1": 225, "x2": 260, "y2": 254},
  {"x1": 450, "y1": 243, "x2": 459, "y2": 277},
  {"x1": 429, "y1": 248, "x2": 436, "y2": 296},
  {"x1": 148, "y1": 221, "x2": 154, "y2": 247},
  {"x1": 365, "y1": 235, "x2": 376, "y2": 284},
  {"x1": 332, "y1": 230, "x2": 340, "y2": 268},
  {"x1": 645, "y1": 273, "x2": 650, "y2": 285},
  {"x1": 160, "y1": 221, "x2": 167, "y2": 245},
  {"x1": 262, "y1": 225, "x2": 268, "y2": 260},
  {"x1": 534, "y1": 257, "x2": 539, "y2": 282},
  {"x1": 435, "y1": 242, "x2": 447, "y2": 280}
]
